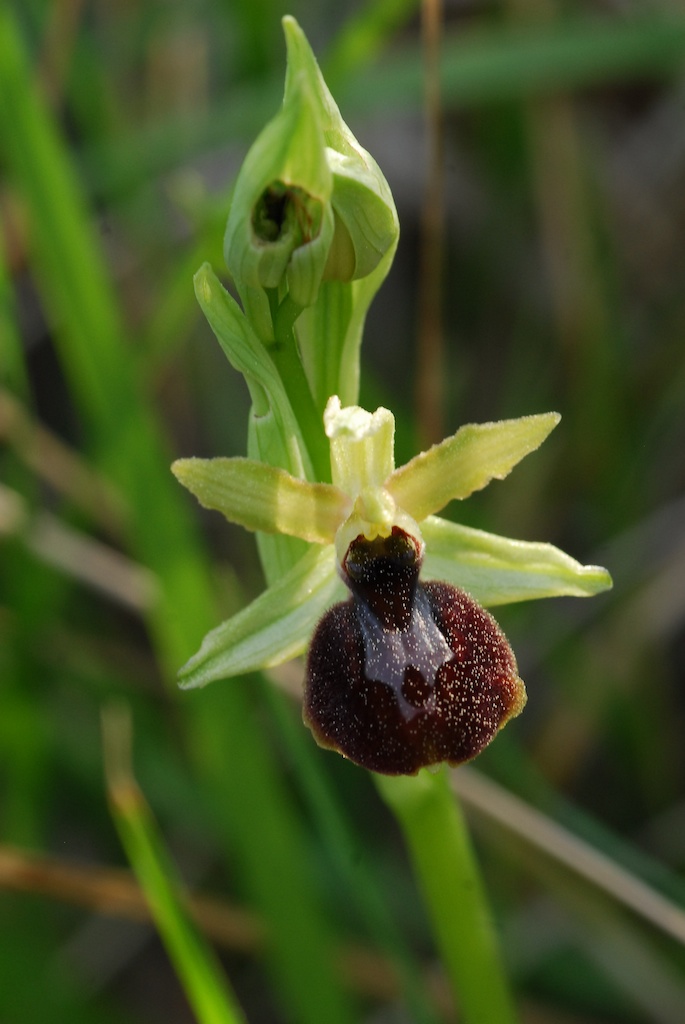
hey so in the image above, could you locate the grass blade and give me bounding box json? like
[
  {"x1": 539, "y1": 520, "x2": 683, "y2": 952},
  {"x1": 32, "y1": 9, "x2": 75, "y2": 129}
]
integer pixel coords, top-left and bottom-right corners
[{"x1": 103, "y1": 704, "x2": 245, "y2": 1024}]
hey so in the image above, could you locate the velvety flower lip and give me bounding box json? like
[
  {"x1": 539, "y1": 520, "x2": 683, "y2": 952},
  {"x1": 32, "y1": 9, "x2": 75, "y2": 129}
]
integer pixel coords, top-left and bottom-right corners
[
  {"x1": 303, "y1": 525, "x2": 527, "y2": 774},
  {"x1": 172, "y1": 396, "x2": 612, "y2": 711}
]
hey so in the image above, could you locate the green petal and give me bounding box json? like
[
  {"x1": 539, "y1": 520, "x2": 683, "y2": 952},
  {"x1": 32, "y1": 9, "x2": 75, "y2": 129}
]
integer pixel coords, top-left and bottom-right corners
[
  {"x1": 421, "y1": 515, "x2": 612, "y2": 606},
  {"x1": 178, "y1": 545, "x2": 345, "y2": 689},
  {"x1": 386, "y1": 413, "x2": 561, "y2": 521},
  {"x1": 172, "y1": 457, "x2": 349, "y2": 544}
]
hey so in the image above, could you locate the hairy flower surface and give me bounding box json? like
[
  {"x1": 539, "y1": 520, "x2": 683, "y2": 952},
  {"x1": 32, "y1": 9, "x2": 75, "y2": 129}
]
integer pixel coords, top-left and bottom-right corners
[{"x1": 173, "y1": 397, "x2": 611, "y2": 774}]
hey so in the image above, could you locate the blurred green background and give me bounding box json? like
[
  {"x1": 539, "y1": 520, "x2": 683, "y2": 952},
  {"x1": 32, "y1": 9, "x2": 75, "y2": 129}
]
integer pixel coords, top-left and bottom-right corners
[{"x1": 3, "y1": 1, "x2": 685, "y2": 1022}]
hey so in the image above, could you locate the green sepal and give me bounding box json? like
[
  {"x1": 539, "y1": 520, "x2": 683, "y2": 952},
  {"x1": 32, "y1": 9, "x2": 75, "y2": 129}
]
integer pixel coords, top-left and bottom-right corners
[
  {"x1": 421, "y1": 515, "x2": 613, "y2": 606},
  {"x1": 254, "y1": 530, "x2": 309, "y2": 591},
  {"x1": 178, "y1": 545, "x2": 345, "y2": 689},
  {"x1": 325, "y1": 149, "x2": 399, "y2": 281},
  {"x1": 171, "y1": 457, "x2": 349, "y2": 544},
  {"x1": 387, "y1": 413, "x2": 561, "y2": 521}
]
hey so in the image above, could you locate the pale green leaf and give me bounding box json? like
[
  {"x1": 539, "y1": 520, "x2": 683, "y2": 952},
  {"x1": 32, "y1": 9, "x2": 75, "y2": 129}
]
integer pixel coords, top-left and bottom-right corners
[
  {"x1": 178, "y1": 545, "x2": 345, "y2": 688},
  {"x1": 172, "y1": 457, "x2": 348, "y2": 544},
  {"x1": 421, "y1": 515, "x2": 612, "y2": 606},
  {"x1": 247, "y1": 414, "x2": 311, "y2": 582},
  {"x1": 193, "y1": 263, "x2": 313, "y2": 481},
  {"x1": 386, "y1": 413, "x2": 561, "y2": 521}
]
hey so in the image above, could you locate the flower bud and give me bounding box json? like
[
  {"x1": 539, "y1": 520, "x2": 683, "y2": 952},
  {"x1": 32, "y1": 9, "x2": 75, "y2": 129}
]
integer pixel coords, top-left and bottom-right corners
[
  {"x1": 224, "y1": 18, "x2": 399, "y2": 311},
  {"x1": 282, "y1": 18, "x2": 399, "y2": 285}
]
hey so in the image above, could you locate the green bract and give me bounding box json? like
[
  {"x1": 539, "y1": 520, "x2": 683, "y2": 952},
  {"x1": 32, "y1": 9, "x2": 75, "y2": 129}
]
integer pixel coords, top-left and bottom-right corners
[{"x1": 173, "y1": 397, "x2": 612, "y2": 689}]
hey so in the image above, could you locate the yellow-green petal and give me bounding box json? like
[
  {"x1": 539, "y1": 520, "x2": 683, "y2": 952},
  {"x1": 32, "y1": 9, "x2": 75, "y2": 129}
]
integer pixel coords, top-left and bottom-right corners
[
  {"x1": 178, "y1": 545, "x2": 344, "y2": 689},
  {"x1": 325, "y1": 395, "x2": 395, "y2": 495},
  {"x1": 421, "y1": 515, "x2": 612, "y2": 606},
  {"x1": 386, "y1": 413, "x2": 561, "y2": 521},
  {"x1": 172, "y1": 457, "x2": 349, "y2": 545}
]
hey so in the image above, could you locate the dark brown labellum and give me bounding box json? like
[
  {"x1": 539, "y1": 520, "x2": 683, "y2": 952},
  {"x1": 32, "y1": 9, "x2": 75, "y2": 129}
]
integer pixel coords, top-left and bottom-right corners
[{"x1": 303, "y1": 526, "x2": 526, "y2": 775}]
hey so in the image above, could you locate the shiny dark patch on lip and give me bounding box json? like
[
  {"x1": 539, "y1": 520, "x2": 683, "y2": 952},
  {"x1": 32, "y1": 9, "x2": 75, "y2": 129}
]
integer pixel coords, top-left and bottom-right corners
[{"x1": 303, "y1": 528, "x2": 526, "y2": 775}]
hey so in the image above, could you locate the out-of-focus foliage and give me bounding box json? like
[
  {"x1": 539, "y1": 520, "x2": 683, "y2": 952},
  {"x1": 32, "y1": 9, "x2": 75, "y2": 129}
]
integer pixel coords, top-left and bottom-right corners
[{"x1": 3, "y1": 1, "x2": 685, "y2": 1022}]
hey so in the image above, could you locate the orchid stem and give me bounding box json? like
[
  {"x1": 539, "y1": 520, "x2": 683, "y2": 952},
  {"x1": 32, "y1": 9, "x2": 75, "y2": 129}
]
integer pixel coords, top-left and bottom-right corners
[
  {"x1": 376, "y1": 767, "x2": 519, "y2": 1024},
  {"x1": 266, "y1": 288, "x2": 330, "y2": 481}
]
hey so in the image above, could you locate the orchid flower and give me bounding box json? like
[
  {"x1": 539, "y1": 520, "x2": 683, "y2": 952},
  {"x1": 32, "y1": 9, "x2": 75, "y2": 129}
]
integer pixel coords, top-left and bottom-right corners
[
  {"x1": 173, "y1": 398, "x2": 611, "y2": 774},
  {"x1": 171, "y1": 16, "x2": 611, "y2": 775}
]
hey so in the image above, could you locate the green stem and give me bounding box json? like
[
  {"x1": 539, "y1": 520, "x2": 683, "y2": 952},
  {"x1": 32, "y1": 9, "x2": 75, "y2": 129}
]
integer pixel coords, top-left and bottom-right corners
[
  {"x1": 266, "y1": 288, "x2": 331, "y2": 482},
  {"x1": 376, "y1": 767, "x2": 518, "y2": 1024},
  {"x1": 264, "y1": 686, "x2": 442, "y2": 1024}
]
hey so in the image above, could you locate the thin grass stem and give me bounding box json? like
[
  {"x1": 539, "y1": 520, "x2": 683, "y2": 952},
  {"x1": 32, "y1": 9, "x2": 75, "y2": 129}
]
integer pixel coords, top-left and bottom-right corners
[{"x1": 102, "y1": 703, "x2": 246, "y2": 1024}]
